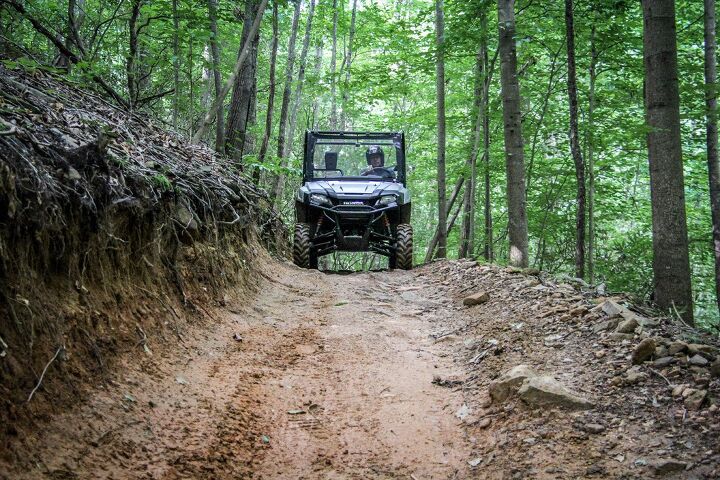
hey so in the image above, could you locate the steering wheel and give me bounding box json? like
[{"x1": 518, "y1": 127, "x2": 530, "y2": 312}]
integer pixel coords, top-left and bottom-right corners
[{"x1": 362, "y1": 165, "x2": 396, "y2": 178}]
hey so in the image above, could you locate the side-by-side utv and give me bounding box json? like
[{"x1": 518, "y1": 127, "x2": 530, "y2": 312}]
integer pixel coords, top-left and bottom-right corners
[{"x1": 293, "y1": 131, "x2": 413, "y2": 270}]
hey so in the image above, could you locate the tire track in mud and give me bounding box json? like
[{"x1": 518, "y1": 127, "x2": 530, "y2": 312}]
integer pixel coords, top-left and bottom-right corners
[{"x1": 2, "y1": 262, "x2": 473, "y2": 479}]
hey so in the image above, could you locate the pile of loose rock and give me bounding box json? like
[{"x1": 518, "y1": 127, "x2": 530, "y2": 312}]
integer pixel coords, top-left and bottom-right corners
[{"x1": 419, "y1": 259, "x2": 720, "y2": 478}]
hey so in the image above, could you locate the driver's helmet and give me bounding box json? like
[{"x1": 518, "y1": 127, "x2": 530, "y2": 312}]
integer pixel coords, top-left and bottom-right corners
[{"x1": 365, "y1": 145, "x2": 385, "y2": 166}]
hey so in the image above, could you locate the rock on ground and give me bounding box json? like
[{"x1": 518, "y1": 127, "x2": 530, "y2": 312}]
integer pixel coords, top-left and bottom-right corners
[
  {"x1": 631, "y1": 338, "x2": 656, "y2": 365},
  {"x1": 463, "y1": 292, "x2": 490, "y2": 306},
  {"x1": 488, "y1": 365, "x2": 537, "y2": 403},
  {"x1": 518, "y1": 376, "x2": 594, "y2": 410}
]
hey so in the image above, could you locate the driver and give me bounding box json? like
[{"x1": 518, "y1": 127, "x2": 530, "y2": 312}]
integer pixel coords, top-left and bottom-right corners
[{"x1": 361, "y1": 146, "x2": 394, "y2": 179}]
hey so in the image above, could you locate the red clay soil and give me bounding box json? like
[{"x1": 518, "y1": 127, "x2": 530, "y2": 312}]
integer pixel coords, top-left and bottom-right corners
[{"x1": 1, "y1": 258, "x2": 719, "y2": 479}]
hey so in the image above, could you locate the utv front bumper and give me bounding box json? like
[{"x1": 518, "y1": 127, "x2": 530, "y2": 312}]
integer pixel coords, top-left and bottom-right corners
[{"x1": 296, "y1": 200, "x2": 411, "y2": 258}]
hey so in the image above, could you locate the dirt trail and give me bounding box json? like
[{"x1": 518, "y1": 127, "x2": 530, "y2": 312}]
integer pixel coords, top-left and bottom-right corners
[
  {"x1": 3, "y1": 260, "x2": 474, "y2": 479},
  {"x1": 5, "y1": 258, "x2": 720, "y2": 479}
]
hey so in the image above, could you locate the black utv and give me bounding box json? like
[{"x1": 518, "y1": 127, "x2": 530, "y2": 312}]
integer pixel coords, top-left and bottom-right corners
[{"x1": 293, "y1": 131, "x2": 413, "y2": 270}]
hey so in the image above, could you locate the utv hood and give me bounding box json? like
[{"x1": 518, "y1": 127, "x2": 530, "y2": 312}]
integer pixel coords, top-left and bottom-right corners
[{"x1": 298, "y1": 180, "x2": 410, "y2": 204}]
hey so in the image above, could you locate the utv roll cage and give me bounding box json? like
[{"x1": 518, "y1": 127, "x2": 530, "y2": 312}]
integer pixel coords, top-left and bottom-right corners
[{"x1": 302, "y1": 131, "x2": 407, "y2": 185}]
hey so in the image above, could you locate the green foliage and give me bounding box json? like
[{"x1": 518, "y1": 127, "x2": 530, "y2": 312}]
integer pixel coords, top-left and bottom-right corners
[{"x1": 151, "y1": 173, "x2": 173, "y2": 191}]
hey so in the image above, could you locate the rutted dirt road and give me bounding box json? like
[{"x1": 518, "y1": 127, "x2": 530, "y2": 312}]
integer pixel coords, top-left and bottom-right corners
[
  {"x1": 4, "y1": 257, "x2": 720, "y2": 479},
  {"x1": 3, "y1": 260, "x2": 474, "y2": 479}
]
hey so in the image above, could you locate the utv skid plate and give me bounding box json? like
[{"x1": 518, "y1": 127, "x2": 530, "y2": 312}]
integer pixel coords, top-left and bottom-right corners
[{"x1": 310, "y1": 203, "x2": 398, "y2": 258}]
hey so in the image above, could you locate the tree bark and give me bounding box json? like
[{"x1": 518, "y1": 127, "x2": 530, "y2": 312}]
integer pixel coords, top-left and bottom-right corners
[
  {"x1": 272, "y1": 0, "x2": 316, "y2": 207},
  {"x1": 330, "y1": 0, "x2": 339, "y2": 129},
  {"x1": 271, "y1": 0, "x2": 302, "y2": 200},
  {"x1": 127, "y1": 0, "x2": 143, "y2": 107},
  {"x1": 191, "y1": 0, "x2": 268, "y2": 144},
  {"x1": 497, "y1": 0, "x2": 529, "y2": 267},
  {"x1": 311, "y1": 42, "x2": 324, "y2": 129},
  {"x1": 435, "y1": 0, "x2": 447, "y2": 259},
  {"x1": 705, "y1": 0, "x2": 720, "y2": 314},
  {"x1": 587, "y1": 23, "x2": 597, "y2": 283},
  {"x1": 256, "y1": 2, "x2": 279, "y2": 183},
  {"x1": 425, "y1": 177, "x2": 464, "y2": 262},
  {"x1": 172, "y1": 0, "x2": 180, "y2": 129},
  {"x1": 642, "y1": 0, "x2": 693, "y2": 323},
  {"x1": 207, "y1": 0, "x2": 224, "y2": 150},
  {"x1": 459, "y1": 39, "x2": 485, "y2": 259},
  {"x1": 225, "y1": 0, "x2": 261, "y2": 161},
  {"x1": 482, "y1": 18, "x2": 493, "y2": 262},
  {"x1": 565, "y1": 0, "x2": 585, "y2": 279},
  {"x1": 340, "y1": 0, "x2": 358, "y2": 130}
]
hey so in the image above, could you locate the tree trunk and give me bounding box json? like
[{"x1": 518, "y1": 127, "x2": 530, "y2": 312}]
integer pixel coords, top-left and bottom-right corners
[
  {"x1": 482, "y1": 16, "x2": 493, "y2": 262},
  {"x1": 225, "y1": 0, "x2": 261, "y2": 162},
  {"x1": 497, "y1": 0, "x2": 529, "y2": 267},
  {"x1": 191, "y1": 0, "x2": 268, "y2": 143},
  {"x1": 172, "y1": 0, "x2": 180, "y2": 129},
  {"x1": 705, "y1": 0, "x2": 720, "y2": 314},
  {"x1": 340, "y1": 0, "x2": 358, "y2": 130},
  {"x1": 425, "y1": 177, "x2": 464, "y2": 262},
  {"x1": 459, "y1": 39, "x2": 485, "y2": 259},
  {"x1": 271, "y1": 0, "x2": 302, "y2": 202},
  {"x1": 587, "y1": 23, "x2": 597, "y2": 283},
  {"x1": 273, "y1": 0, "x2": 316, "y2": 207},
  {"x1": 255, "y1": 2, "x2": 279, "y2": 183},
  {"x1": 330, "y1": 0, "x2": 338, "y2": 129},
  {"x1": 207, "y1": 0, "x2": 225, "y2": 150},
  {"x1": 127, "y1": 0, "x2": 143, "y2": 107},
  {"x1": 435, "y1": 0, "x2": 447, "y2": 259},
  {"x1": 642, "y1": 0, "x2": 693, "y2": 323},
  {"x1": 565, "y1": 0, "x2": 585, "y2": 279},
  {"x1": 311, "y1": 42, "x2": 324, "y2": 129}
]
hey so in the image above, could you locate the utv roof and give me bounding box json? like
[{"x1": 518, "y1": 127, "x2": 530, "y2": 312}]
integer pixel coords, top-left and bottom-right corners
[{"x1": 309, "y1": 130, "x2": 402, "y2": 136}]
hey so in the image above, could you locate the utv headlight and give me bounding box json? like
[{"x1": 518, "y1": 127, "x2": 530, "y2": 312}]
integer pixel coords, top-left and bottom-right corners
[
  {"x1": 310, "y1": 193, "x2": 332, "y2": 206},
  {"x1": 376, "y1": 195, "x2": 398, "y2": 206}
]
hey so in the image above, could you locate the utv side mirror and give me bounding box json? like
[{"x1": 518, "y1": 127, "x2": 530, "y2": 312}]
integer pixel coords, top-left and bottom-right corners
[{"x1": 324, "y1": 151, "x2": 338, "y2": 171}]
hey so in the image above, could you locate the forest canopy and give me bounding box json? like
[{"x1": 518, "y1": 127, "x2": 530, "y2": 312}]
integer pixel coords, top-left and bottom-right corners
[{"x1": 1, "y1": 0, "x2": 719, "y2": 330}]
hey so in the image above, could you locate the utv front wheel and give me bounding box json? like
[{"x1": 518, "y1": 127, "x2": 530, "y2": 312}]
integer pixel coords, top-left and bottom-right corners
[
  {"x1": 293, "y1": 223, "x2": 317, "y2": 269},
  {"x1": 393, "y1": 223, "x2": 413, "y2": 270}
]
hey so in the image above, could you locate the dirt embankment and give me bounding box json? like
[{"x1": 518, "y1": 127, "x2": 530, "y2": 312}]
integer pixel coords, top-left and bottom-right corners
[
  {"x1": 0, "y1": 66, "x2": 283, "y2": 434},
  {"x1": 2, "y1": 257, "x2": 719, "y2": 479}
]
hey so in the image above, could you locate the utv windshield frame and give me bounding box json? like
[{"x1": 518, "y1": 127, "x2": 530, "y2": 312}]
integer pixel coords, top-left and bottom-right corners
[{"x1": 303, "y1": 131, "x2": 407, "y2": 186}]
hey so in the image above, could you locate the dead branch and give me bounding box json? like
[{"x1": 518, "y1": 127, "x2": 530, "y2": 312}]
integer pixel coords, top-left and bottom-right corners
[{"x1": 26, "y1": 346, "x2": 65, "y2": 403}]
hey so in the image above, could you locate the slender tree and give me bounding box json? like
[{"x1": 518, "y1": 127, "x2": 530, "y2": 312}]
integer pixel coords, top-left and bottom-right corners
[
  {"x1": 330, "y1": 0, "x2": 338, "y2": 129},
  {"x1": 225, "y1": 0, "x2": 261, "y2": 161},
  {"x1": 272, "y1": 0, "x2": 302, "y2": 198},
  {"x1": 273, "y1": 0, "x2": 316, "y2": 206},
  {"x1": 425, "y1": 178, "x2": 464, "y2": 262},
  {"x1": 705, "y1": 0, "x2": 720, "y2": 313},
  {"x1": 172, "y1": 0, "x2": 180, "y2": 129},
  {"x1": 435, "y1": 0, "x2": 447, "y2": 259},
  {"x1": 565, "y1": 0, "x2": 585, "y2": 278},
  {"x1": 256, "y1": 2, "x2": 279, "y2": 182},
  {"x1": 340, "y1": 0, "x2": 358, "y2": 130},
  {"x1": 497, "y1": 0, "x2": 529, "y2": 267},
  {"x1": 482, "y1": 27, "x2": 493, "y2": 262},
  {"x1": 207, "y1": 0, "x2": 225, "y2": 150},
  {"x1": 586, "y1": 23, "x2": 597, "y2": 283},
  {"x1": 192, "y1": 0, "x2": 268, "y2": 143},
  {"x1": 311, "y1": 42, "x2": 324, "y2": 129},
  {"x1": 459, "y1": 39, "x2": 484, "y2": 258},
  {"x1": 127, "y1": 0, "x2": 143, "y2": 106},
  {"x1": 642, "y1": 0, "x2": 693, "y2": 323}
]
